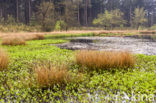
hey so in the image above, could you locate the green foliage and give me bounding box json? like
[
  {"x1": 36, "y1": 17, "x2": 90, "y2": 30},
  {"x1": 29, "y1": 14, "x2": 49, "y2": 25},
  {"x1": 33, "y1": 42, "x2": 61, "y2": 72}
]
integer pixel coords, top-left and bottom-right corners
[
  {"x1": 93, "y1": 9, "x2": 126, "y2": 29},
  {"x1": 6, "y1": 15, "x2": 16, "y2": 25},
  {"x1": 45, "y1": 33, "x2": 94, "y2": 39},
  {"x1": 150, "y1": 24, "x2": 156, "y2": 30},
  {"x1": 132, "y1": 8, "x2": 147, "y2": 29},
  {"x1": 54, "y1": 20, "x2": 67, "y2": 31},
  {"x1": 0, "y1": 34, "x2": 155, "y2": 102},
  {"x1": 0, "y1": 17, "x2": 5, "y2": 25},
  {"x1": 62, "y1": 0, "x2": 78, "y2": 28},
  {"x1": 29, "y1": 13, "x2": 38, "y2": 26},
  {"x1": 36, "y1": 2, "x2": 55, "y2": 31},
  {"x1": 0, "y1": 24, "x2": 40, "y2": 32},
  {"x1": 93, "y1": 10, "x2": 112, "y2": 28},
  {"x1": 0, "y1": 15, "x2": 40, "y2": 32},
  {"x1": 0, "y1": 0, "x2": 155, "y2": 30},
  {"x1": 0, "y1": 15, "x2": 16, "y2": 25},
  {"x1": 111, "y1": 9, "x2": 126, "y2": 27}
]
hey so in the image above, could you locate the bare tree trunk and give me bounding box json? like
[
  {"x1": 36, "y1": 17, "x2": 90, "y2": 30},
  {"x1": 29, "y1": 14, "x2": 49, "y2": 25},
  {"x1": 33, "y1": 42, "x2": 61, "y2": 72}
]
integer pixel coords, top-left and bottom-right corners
[
  {"x1": 129, "y1": 6, "x2": 132, "y2": 26},
  {"x1": 0, "y1": 9, "x2": 2, "y2": 18},
  {"x1": 110, "y1": 0, "x2": 112, "y2": 10},
  {"x1": 89, "y1": 6, "x2": 92, "y2": 20},
  {"x1": 16, "y1": 0, "x2": 19, "y2": 22},
  {"x1": 129, "y1": 0, "x2": 132, "y2": 27},
  {"x1": 28, "y1": 0, "x2": 31, "y2": 24},
  {"x1": 100, "y1": 4, "x2": 102, "y2": 13},
  {"x1": 0, "y1": 8, "x2": 2, "y2": 23},
  {"x1": 151, "y1": 10, "x2": 154, "y2": 26},
  {"x1": 25, "y1": 0, "x2": 31, "y2": 24},
  {"x1": 84, "y1": 0, "x2": 88, "y2": 26},
  {"x1": 24, "y1": 1, "x2": 27, "y2": 24},
  {"x1": 78, "y1": 5, "x2": 80, "y2": 25}
]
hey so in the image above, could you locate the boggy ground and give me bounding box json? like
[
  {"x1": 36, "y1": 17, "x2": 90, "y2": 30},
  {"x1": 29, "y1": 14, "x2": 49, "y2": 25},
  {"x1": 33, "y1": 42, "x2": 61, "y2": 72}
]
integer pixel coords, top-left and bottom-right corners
[{"x1": 0, "y1": 32, "x2": 155, "y2": 102}]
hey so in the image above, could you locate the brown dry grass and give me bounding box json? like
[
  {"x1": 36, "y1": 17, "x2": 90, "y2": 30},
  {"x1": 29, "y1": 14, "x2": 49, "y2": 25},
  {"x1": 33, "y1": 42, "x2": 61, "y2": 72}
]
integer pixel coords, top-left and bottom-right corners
[
  {"x1": 2, "y1": 36, "x2": 26, "y2": 46},
  {"x1": 1, "y1": 33, "x2": 44, "y2": 46},
  {"x1": 35, "y1": 34, "x2": 45, "y2": 40},
  {"x1": 18, "y1": 34, "x2": 45, "y2": 41},
  {"x1": 1, "y1": 30, "x2": 156, "y2": 39},
  {"x1": 139, "y1": 31, "x2": 156, "y2": 34},
  {"x1": 0, "y1": 48, "x2": 9, "y2": 71},
  {"x1": 34, "y1": 64, "x2": 71, "y2": 88},
  {"x1": 76, "y1": 50, "x2": 135, "y2": 71},
  {"x1": 0, "y1": 30, "x2": 141, "y2": 37}
]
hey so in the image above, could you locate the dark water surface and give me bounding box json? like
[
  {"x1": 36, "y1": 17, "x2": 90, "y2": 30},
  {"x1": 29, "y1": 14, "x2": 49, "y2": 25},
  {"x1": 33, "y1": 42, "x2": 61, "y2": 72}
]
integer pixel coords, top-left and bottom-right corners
[{"x1": 54, "y1": 35, "x2": 156, "y2": 55}]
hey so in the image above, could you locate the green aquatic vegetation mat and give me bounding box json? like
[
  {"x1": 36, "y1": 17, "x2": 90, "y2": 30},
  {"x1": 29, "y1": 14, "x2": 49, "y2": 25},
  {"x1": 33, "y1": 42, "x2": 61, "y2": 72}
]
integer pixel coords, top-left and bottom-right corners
[
  {"x1": 45, "y1": 33, "x2": 95, "y2": 39},
  {"x1": 0, "y1": 37, "x2": 155, "y2": 102}
]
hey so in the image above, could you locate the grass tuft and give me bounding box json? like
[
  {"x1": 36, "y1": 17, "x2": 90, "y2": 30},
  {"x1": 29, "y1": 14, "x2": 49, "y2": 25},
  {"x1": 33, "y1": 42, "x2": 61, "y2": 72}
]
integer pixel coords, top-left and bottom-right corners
[
  {"x1": 23, "y1": 34, "x2": 45, "y2": 40},
  {"x1": 2, "y1": 36, "x2": 26, "y2": 46},
  {"x1": 76, "y1": 50, "x2": 135, "y2": 71},
  {"x1": 34, "y1": 64, "x2": 71, "y2": 88},
  {"x1": 35, "y1": 34, "x2": 45, "y2": 40},
  {"x1": 0, "y1": 48, "x2": 9, "y2": 71}
]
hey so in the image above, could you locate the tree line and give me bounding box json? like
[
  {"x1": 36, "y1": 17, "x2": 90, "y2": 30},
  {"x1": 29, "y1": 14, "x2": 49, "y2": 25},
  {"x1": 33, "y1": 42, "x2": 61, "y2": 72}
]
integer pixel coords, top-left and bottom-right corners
[{"x1": 0, "y1": 0, "x2": 156, "y2": 31}]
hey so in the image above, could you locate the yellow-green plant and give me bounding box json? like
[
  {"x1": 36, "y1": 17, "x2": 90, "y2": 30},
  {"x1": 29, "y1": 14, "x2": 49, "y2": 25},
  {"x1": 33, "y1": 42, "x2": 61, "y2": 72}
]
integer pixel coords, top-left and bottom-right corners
[{"x1": 0, "y1": 48, "x2": 9, "y2": 71}]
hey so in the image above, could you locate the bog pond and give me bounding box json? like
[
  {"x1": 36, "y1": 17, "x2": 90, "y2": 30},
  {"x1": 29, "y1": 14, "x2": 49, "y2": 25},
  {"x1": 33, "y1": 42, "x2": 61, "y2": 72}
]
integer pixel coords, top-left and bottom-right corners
[{"x1": 54, "y1": 35, "x2": 156, "y2": 55}]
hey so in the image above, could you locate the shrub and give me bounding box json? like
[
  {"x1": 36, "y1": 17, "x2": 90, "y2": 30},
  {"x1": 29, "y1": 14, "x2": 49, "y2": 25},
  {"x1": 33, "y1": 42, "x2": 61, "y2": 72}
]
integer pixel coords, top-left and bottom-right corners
[
  {"x1": 150, "y1": 25, "x2": 156, "y2": 30},
  {"x1": 19, "y1": 34, "x2": 44, "y2": 41},
  {"x1": 93, "y1": 9, "x2": 126, "y2": 29},
  {"x1": 0, "y1": 24, "x2": 40, "y2": 32},
  {"x1": 54, "y1": 20, "x2": 67, "y2": 31},
  {"x1": 35, "y1": 34, "x2": 45, "y2": 40},
  {"x1": 2, "y1": 36, "x2": 26, "y2": 46},
  {"x1": 37, "y1": 2, "x2": 55, "y2": 32},
  {"x1": 0, "y1": 15, "x2": 16, "y2": 25},
  {"x1": 140, "y1": 31, "x2": 156, "y2": 34},
  {"x1": 0, "y1": 48, "x2": 9, "y2": 71},
  {"x1": 34, "y1": 64, "x2": 72, "y2": 88},
  {"x1": 76, "y1": 50, "x2": 135, "y2": 71},
  {"x1": 20, "y1": 34, "x2": 36, "y2": 41}
]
